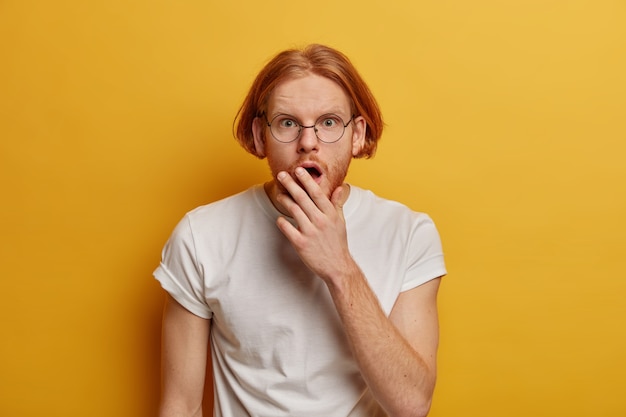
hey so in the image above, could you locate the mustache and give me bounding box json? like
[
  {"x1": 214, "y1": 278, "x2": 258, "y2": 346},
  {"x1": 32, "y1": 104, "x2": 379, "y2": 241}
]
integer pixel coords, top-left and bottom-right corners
[{"x1": 286, "y1": 158, "x2": 326, "y2": 174}]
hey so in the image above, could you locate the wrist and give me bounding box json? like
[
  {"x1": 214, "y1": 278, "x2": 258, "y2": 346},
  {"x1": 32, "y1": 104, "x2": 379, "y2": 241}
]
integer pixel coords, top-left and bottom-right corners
[{"x1": 323, "y1": 257, "x2": 361, "y2": 291}]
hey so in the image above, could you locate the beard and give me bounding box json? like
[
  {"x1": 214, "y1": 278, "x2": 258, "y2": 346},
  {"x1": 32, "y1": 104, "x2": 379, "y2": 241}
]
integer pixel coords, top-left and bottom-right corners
[{"x1": 270, "y1": 155, "x2": 351, "y2": 200}]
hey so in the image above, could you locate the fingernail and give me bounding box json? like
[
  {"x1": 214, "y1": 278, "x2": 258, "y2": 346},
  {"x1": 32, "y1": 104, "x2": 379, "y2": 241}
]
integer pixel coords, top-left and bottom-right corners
[
  {"x1": 277, "y1": 171, "x2": 287, "y2": 180},
  {"x1": 295, "y1": 167, "x2": 305, "y2": 176}
]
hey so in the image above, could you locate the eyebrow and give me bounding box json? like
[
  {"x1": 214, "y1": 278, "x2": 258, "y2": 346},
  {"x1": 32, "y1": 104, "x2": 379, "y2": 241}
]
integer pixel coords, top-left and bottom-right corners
[{"x1": 269, "y1": 109, "x2": 349, "y2": 120}]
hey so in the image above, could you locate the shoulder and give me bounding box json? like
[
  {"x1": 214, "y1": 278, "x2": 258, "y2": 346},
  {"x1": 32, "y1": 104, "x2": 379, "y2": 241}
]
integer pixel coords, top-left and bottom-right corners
[
  {"x1": 186, "y1": 186, "x2": 258, "y2": 218},
  {"x1": 182, "y1": 185, "x2": 271, "y2": 226},
  {"x1": 346, "y1": 186, "x2": 443, "y2": 256},
  {"x1": 346, "y1": 186, "x2": 447, "y2": 295},
  {"x1": 347, "y1": 185, "x2": 434, "y2": 226},
  {"x1": 164, "y1": 186, "x2": 263, "y2": 244}
]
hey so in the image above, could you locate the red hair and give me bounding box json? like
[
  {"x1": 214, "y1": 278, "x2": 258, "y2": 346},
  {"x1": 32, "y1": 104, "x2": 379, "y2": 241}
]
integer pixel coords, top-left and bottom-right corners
[{"x1": 234, "y1": 44, "x2": 383, "y2": 159}]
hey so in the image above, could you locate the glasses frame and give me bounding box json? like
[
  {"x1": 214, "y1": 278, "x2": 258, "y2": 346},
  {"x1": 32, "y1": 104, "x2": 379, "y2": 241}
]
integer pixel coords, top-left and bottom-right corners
[{"x1": 263, "y1": 113, "x2": 355, "y2": 144}]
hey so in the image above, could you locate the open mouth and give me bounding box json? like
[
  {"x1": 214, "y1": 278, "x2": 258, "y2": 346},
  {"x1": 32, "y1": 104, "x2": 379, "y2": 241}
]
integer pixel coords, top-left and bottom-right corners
[{"x1": 304, "y1": 166, "x2": 322, "y2": 180}]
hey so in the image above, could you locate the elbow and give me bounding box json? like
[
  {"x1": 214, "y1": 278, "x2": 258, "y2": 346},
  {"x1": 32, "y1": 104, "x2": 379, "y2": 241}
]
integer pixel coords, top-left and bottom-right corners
[
  {"x1": 383, "y1": 370, "x2": 436, "y2": 417},
  {"x1": 389, "y1": 391, "x2": 433, "y2": 417},
  {"x1": 413, "y1": 400, "x2": 433, "y2": 417},
  {"x1": 397, "y1": 401, "x2": 432, "y2": 417},
  {"x1": 158, "y1": 400, "x2": 204, "y2": 417}
]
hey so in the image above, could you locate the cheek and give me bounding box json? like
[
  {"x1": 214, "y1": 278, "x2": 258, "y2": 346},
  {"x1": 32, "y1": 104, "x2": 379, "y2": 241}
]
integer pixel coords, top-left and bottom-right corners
[
  {"x1": 265, "y1": 145, "x2": 293, "y2": 171},
  {"x1": 326, "y1": 150, "x2": 352, "y2": 179}
]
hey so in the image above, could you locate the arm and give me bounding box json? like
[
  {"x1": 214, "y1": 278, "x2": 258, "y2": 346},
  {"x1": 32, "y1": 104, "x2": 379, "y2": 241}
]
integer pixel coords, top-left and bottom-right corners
[
  {"x1": 159, "y1": 294, "x2": 211, "y2": 417},
  {"x1": 275, "y1": 168, "x2": 441, "y2": 417},
  {"x1": 331, "y1": 272, "x2": 441, "y2": 417}
]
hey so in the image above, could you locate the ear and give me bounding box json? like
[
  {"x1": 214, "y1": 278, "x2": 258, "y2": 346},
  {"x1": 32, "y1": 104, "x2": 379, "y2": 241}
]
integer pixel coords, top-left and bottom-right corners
[
  {"x1": 252, "y1": 117, "x2": 267, "y2": 158},
  {"x1": 351, "y1": 116, "x2": 367, "y2": 157}
]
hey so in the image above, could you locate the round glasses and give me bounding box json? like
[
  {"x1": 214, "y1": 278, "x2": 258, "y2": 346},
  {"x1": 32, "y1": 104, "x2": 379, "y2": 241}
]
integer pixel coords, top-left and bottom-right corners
[{"x1": 264, "y1": 113, "x2": 354, "y2": 144}]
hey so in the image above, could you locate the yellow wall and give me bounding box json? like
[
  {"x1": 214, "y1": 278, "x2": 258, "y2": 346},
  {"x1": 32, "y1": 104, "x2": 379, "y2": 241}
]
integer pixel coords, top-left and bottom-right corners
[{"x1": 1, "y1": 1, "x2": 624, "y2": 416}]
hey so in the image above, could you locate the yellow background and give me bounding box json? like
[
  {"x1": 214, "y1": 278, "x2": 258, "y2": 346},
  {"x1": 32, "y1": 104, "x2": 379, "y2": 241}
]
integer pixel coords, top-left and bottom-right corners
[{"x1": 1, "y1": 1, "x2": 624, "y2": 416}]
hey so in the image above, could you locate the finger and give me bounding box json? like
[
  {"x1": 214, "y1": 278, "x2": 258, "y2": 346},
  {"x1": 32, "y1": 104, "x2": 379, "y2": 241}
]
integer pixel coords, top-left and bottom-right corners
[
  {"x1": 277, "y1": 171, "x2": 319, "y2": 215},
  {"x1": 292, "y1": 167, "x2": 334, "y2": 212},
  {"x1": 330, "y1": 185, "x2": 345, "y2": 209},
  {"x1": 275, "y1": 190, "x2": 311, "y2": 227},
  {"x1": 275, "y1": 173, "x2": 322, "y2": 230},
  {"x1": 275, "y1": 215, "x2": 303, "y2": 245}
]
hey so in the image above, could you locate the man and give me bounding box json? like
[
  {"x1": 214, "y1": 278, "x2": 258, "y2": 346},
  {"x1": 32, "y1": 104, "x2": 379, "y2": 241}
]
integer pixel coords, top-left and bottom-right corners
[{"x1": 155, "y1": 44, "x2": 446, "y2": 417}]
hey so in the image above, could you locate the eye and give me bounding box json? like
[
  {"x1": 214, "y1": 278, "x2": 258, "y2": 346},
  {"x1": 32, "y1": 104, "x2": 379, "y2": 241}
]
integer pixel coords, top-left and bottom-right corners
[
  {"x1": 275, "y1": 116, "x2": 299, "y2": 129},
  {"x1": 317, "y1": 114, "x2": 343, "y2": 129}
]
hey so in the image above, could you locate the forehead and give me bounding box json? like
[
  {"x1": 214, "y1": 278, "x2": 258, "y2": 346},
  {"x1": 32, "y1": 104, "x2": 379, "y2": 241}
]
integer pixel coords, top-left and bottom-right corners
[{"x1": 267, "y1": 74, "x2": 351, "y2": 116}]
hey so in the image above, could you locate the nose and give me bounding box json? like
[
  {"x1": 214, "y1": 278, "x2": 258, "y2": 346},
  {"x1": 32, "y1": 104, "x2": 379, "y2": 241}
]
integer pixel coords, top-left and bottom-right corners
[{"x1": 297, "y1": 125, "x2": 319, "y2": 153}]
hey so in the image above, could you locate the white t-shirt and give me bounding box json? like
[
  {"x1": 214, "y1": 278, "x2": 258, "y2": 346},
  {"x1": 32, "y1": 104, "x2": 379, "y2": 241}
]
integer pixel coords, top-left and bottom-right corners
[{"x1": 154, "y1": 185, "x2": 446, "y2": 417}]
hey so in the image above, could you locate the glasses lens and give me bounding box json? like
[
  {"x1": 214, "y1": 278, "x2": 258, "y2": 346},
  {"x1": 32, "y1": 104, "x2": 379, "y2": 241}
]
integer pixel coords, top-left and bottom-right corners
[
  {"x1": 269, "y1": 115, "x2": 300, "y2": 143},
  {"x1": 268, "y1": 113, "x2": 349, "y2": 143},
  {"x1": 315, "y1": 114, "x2": 346, "y2": 143}
]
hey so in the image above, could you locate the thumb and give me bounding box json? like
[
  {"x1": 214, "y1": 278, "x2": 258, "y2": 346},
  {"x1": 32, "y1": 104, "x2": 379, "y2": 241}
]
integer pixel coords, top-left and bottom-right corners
[{"x1": 331, "y1": 185, "x2": 347, "y2": 209}]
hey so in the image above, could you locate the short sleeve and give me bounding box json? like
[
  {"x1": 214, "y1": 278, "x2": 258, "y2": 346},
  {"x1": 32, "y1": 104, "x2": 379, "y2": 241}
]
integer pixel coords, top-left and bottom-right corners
[
  {"x1": 401, "y1": 214, "x2": 447, "y2": 292},
  {"x1": 153, "y1": 215, "x2": 212, "y2": 319}
]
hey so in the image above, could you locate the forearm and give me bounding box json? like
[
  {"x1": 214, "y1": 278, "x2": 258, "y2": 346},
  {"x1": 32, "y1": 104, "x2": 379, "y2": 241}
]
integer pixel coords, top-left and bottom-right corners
[{"x1": 326, "y1": 263, "x2": 436, "y2": 417}]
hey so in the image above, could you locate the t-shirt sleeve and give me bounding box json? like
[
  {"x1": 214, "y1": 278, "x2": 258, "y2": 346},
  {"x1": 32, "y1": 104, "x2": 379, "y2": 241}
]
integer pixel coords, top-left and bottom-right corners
[
  {"x1": 153, "y1": 215, "x2": 212, "y2": 319},
  {"x1": 401, "y1": 214, "x2": 447, "y2": 292}
]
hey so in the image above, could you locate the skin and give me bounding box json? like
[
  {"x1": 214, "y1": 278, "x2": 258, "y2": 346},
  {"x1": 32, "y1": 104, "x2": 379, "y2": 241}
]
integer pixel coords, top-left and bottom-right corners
[
  {"x1": 159, "y1": 294, "x2": 209, "y2": 417},
  {"x1": 251, "y1": 74, "x2": 364, "y2": 210},
  {"x1": 159, "y1": 74, "x2": 442, "y2": 417}
]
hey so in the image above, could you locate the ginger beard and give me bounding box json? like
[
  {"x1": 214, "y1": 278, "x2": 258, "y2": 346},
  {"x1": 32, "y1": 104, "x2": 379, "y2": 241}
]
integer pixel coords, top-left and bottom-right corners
[{"x1": 266, "y1": 149, "x2": 352, "y2": 203}]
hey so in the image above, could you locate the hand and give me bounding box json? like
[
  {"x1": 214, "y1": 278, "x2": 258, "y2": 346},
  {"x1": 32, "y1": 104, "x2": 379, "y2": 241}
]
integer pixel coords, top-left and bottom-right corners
[{"x1": 275, "y1": 167, "x2": 356, "y2": 283}]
